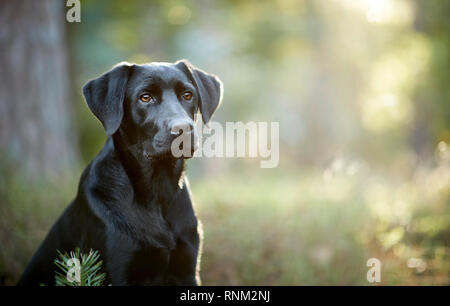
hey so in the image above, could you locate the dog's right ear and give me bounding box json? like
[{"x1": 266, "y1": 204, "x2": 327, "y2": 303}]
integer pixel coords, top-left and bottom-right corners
[{"x1": 82, "y1": 62, "x2": 133, "y2": 136}]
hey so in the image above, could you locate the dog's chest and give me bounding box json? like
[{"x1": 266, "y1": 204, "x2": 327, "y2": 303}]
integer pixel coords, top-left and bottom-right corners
[
  {"x1": 105, "y1": 210, "x2": 182, "y2": 284},
  {"x1": 135, "y1": 198, "x2": 180, "y2": 247}
]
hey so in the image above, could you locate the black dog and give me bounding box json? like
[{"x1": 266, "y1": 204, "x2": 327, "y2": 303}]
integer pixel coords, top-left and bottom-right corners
[{"x1": 18, "y1": 60, "x2": 223, "y2": 286}]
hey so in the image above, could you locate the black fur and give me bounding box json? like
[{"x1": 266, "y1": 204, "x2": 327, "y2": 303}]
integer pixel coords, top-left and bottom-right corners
[{"x1": 18, "y1": 60, "x2": 223, "y2": 286}]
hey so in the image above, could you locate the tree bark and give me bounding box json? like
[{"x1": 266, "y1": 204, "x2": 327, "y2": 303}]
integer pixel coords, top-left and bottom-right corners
[{"x1": 0, "y1": 0, "x2": 79, "y2": 178}]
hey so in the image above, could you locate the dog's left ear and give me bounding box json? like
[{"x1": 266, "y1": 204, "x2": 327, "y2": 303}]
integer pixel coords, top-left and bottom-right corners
[
  {"x1": 175, "y1": 59, "x2": 223, "y2": 124},
  {"x1": 83, "y1": 62, "x2": 133, "y2": 135}
]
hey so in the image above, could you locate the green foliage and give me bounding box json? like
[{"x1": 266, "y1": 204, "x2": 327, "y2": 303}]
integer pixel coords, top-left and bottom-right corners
[{"x1": 54, "y1": 248, "x2": 107, "y2": 286}]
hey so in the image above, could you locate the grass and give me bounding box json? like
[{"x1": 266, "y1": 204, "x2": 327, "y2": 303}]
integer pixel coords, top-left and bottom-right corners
[
  {"x1": 0, "y1": 164, "x2": 80, "y2": 285},
  {"x1": 192, "y1": 164, "x2": 449, "y2": 285},
  {"x1": 0, "y1": 160, "x2": 448, "y2": 285}
]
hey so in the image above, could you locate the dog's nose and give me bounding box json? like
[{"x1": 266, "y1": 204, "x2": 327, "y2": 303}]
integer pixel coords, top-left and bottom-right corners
[{"x1": 170, "y1": 120, "x2": 193, "y2": 135}]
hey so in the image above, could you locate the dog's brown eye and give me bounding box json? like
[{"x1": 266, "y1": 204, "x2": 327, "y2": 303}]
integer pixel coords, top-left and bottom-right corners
[
  {"x1": 182, "y1": 91, "x2": 193, "y2": 101},
  {"x1": 139, "y1": 94, "x2": 153, "y2": 103}
]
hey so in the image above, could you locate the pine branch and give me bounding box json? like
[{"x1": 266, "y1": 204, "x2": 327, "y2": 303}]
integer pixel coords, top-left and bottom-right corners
[{"x1": 54, "y1": 248, "x2": 107, "y2": 286}]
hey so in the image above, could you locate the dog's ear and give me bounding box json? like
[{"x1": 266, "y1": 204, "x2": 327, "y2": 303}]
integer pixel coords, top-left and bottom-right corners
[
  {"x1": 175, "y1": 59, "x2": 223, "y2": 124},
  {"x1": 82, "y1": 62, "x2": 133, "y2": 135}
]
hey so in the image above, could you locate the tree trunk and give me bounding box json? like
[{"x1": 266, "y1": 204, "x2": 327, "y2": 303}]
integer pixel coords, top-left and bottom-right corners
[{"x1": 0, "y1": 0, "x2": 79, "y2": 178}]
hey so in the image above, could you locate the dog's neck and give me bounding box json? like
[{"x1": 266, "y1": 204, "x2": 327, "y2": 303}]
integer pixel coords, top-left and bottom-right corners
[{"x1": 111, "y1": 132, "x2": 185, "y2": 206}]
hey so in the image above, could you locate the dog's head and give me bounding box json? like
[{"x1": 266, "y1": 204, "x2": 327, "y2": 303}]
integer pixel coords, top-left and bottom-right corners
[{"x1": 83, "y1": 60, "x2": 223, "y2": 161}]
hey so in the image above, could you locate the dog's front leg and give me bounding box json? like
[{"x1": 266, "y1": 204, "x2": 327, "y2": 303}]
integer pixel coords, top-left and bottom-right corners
[{"x1": 165, "y1": 234, "x2": 201, "y2": 286}]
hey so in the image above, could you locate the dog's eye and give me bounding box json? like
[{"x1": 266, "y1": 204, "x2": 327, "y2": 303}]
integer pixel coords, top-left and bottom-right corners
[
  {"x1": 139, "y1": 94, "x2": 154, "y2": 103},
  {"x1": 182, "y1": 91, "x2": 193, "y2": 101}
]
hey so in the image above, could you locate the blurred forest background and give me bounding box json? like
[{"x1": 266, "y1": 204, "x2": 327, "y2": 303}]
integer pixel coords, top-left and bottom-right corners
[{"x1": 0, "y1": 0, "x2": 449, "y2": 285}]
